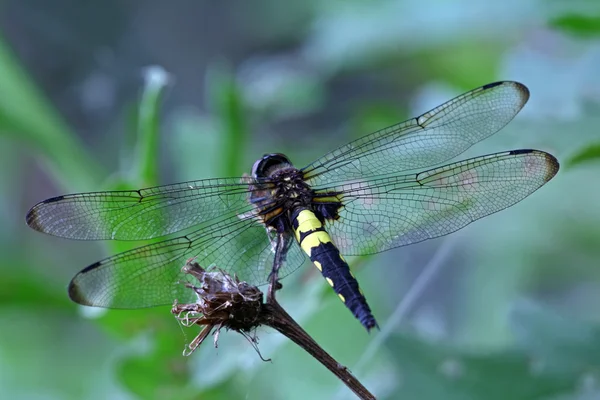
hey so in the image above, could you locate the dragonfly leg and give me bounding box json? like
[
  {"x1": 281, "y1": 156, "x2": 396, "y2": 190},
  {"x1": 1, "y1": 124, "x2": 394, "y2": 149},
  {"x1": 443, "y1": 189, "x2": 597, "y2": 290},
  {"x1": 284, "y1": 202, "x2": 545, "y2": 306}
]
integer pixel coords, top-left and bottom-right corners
[{"x1": 267, "y1": 232, "x2": 286, "y2": 301}]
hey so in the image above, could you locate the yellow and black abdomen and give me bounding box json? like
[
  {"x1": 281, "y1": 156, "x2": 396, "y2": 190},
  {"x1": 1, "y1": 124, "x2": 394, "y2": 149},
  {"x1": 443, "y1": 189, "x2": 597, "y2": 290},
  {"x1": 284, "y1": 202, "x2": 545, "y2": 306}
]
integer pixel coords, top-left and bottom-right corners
[{"x1": 291, "y1": 208, "x2": 378, "y2": 331}]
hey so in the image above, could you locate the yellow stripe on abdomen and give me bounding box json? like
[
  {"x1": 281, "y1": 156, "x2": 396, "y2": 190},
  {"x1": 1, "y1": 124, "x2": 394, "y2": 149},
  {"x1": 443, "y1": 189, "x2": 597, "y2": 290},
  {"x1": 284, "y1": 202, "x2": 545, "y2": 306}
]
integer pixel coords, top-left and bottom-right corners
[{"x1": 294, "y1": 209, "x2": 332, "y2": 257}]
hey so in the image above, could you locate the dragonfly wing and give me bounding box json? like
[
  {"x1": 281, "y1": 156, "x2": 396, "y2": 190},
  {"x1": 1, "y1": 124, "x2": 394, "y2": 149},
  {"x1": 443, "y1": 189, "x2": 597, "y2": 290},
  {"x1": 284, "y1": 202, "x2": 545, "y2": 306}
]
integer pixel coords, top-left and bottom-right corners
[
  {"x1": 321, "y1": 150, "x2": 558, "y2": 255},
  {"x1": 26, "y1": 178, "x2": 253, "y2": 240},
  {"x1": 68, "y1": 206, "x2": 305, "y2": 308},
  {"x1": 303, "y1": 81, "x2": 529, "y2": 187}
]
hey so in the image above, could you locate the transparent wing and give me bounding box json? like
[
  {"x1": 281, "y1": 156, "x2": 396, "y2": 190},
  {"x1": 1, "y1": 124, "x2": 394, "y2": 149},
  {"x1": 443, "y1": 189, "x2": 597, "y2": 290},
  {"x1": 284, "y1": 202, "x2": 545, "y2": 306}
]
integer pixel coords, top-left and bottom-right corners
[
  {"x1": 26, "y1": 178, "x2": 253, "y2": 240},
  {"x1": 68, "y1": 211, "x2": 306, "y2": 308},
  {"x1": 26, "y1": 177, "x2": 308, "y2": 308},
  {"x1": 322, "y1": 150, "x2": 558, "y2": 255},
  {"x1": 303, "y1": 81, "x2": 530, "y2": 187}
]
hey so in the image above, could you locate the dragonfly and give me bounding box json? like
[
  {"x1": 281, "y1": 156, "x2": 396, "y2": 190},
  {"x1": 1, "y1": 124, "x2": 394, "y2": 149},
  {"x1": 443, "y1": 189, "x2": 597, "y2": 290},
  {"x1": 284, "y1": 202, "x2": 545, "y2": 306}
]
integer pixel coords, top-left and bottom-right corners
[{"x1": 26, "y1": 81, "x2": 559, "y2": 331}]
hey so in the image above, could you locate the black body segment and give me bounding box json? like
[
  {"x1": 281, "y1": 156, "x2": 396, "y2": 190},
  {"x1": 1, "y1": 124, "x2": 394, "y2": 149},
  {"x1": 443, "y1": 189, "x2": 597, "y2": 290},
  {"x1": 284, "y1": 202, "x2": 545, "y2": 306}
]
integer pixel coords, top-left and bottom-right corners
[
  {"x1": 310, "y1": 241, "x2": 378, "y2": 331},
  {"x1": 291, "y1": 207, "x2": 377, "y2": 330}
]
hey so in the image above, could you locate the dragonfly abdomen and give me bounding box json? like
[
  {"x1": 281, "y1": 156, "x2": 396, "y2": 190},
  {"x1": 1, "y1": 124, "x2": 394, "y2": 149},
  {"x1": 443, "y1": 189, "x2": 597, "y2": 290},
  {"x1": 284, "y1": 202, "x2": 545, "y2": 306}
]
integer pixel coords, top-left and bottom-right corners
[{"x1": 292, "y1": 208, "x2": 378, "y2": 331}]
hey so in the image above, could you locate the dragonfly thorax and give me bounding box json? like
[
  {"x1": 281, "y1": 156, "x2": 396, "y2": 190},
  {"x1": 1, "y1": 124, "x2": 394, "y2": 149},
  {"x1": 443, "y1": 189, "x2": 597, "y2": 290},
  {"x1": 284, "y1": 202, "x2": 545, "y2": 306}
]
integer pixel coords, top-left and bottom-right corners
[{"x1": 249, "y1": 154, "x2": 320, "y2": 234}]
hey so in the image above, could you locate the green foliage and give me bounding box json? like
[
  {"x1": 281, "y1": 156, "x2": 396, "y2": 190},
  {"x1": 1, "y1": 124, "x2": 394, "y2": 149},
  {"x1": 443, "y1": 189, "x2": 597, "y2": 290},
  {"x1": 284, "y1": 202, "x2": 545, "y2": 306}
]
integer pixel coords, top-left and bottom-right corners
[
  {"x1": 2, "y1": 2, "x2": 600, "y2": 399},
  {"x1": 550, "y1": 14, "x2": 600, "y2": 38},
  {"x1": 510, "y1": 300, "x2": 600, "y2": 377},
  {"x1": 0, "y1": 37, "x2": 101, "y2": 190},
  {"x1": 134, "y1": 67, "x2": 171, "y2": 187},
  {"x1": 386, "y1": 336, "x2": 574, "y2": 400},
  {"x1": 206, "y1": 64, "x2": 249, "y2": 177},
  {"x1": 416, "y1": 42, "x2": 503, "y2": 91},
  {"x1": 382, "y1": 301, "x2": 600, "y2": 399},
  {"x1": 565, "y1": 143, "x2": 600, "y2": 169}
]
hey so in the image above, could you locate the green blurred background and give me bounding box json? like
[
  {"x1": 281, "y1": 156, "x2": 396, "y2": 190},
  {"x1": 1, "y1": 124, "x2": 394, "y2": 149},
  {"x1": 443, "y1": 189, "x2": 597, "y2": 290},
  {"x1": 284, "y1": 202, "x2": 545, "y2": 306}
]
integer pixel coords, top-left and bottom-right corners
[{"x1": 2, "y1": 1, "x2": 600, "y2": 399}]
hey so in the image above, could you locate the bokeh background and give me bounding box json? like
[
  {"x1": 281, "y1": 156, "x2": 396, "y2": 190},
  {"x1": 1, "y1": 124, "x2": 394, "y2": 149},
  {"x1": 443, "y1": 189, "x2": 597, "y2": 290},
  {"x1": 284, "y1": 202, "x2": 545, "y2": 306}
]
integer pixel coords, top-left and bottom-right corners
[{"x1": 2, "y1": 1, "x2": 600, "y2": 399}]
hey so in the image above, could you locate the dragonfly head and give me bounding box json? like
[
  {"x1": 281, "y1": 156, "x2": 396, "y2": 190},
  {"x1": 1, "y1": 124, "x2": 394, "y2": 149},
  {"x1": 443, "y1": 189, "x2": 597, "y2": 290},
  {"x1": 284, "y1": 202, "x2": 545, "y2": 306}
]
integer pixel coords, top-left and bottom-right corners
[{"x1": 252, "y1": 153, "x2": 293, "y2": 179}]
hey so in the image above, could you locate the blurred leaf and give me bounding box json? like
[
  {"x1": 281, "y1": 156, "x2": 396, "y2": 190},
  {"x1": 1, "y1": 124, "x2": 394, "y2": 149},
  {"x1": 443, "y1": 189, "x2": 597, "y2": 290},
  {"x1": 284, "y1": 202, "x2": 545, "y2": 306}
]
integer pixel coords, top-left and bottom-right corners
[
  {"x1": 385, "y1": 332, "x2": 576, "y2": 400},
  {"x1": 416, "y1": 42, "x2": 502, "y2": 90},
  {"x1": 109, "y1": 307, "x2": 201, "y2": 399},
  {"x1": 90, "y1": 307, "x2": 171, "y2": 338},
  {"x1": 85, "y1": 295, "x2": 197, "y2": 393},
  {"x1": 239, "y1": 61, "x2": 326, "y2": 120},
  {"x1": 169, "y1": 111, "x2": 225, "y2": 179},
  {"x1": 0, "y1": 270, "x2": 69, "y2": 309},
  {"x1": 0, "y1": 35, "x2": 101, "y2": 190},
  {"x1": 510, "y1": 300, "x2": 600, "y2": 376},
  {"x1": 118, "y1": 351, "x2": 192, "y2": 400},
  {"x1": 550, "y1": 15, "x2": 600, "y2": 38},
  {"x1": 206, "y1": 64, "x2": 249, "y2": 177},
  {"x1": 0, "y1": 309, "x2": 127, "y2": 400},
  {"x1": 565, "y1": 143, "x2": 600, "y2": 169},
  {"x1": 133, "y1": 66, "x2": 171, "y2": 187},
  {"x1": 350, "y1": 102, "x2": 407, "y2": 141}
]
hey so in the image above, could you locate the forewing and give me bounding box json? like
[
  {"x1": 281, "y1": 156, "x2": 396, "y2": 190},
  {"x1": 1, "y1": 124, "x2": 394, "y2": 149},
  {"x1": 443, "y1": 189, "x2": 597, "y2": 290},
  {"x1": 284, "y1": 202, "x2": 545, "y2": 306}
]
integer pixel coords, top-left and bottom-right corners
[
  {"x1": 323, "y1": 150, "x2": 559, "y2": 255},
  {"x1": 303, "y1": 81, "x2": 530, "y2": 187},
  {"x1": 26, "y1": 178, "x2": 253, "y2": 240}
]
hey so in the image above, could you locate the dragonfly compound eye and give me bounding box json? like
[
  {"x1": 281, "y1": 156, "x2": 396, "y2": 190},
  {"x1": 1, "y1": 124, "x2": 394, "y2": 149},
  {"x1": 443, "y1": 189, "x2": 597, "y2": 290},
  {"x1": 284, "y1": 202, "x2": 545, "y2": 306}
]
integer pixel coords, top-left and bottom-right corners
[{"x1": 252, "y1": 153, "x2": 293, "y2": 179}]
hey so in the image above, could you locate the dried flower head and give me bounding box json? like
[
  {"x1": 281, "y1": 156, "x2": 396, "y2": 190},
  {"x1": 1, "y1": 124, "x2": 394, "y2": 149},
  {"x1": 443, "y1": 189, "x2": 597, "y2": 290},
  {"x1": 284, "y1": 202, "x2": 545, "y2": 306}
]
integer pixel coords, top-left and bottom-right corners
[{"x1": 172, "y1": 259, "x2": 264, "y2": 355}]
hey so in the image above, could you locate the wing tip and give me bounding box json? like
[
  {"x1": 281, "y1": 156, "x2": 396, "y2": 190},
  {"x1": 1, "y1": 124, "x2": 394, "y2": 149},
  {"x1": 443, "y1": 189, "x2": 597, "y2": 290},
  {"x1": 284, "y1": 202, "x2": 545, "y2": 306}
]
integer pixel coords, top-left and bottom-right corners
[
  {"x1": 509, "y1": 149, "x2": 560, "y2": 183},
  {"x1": 25, "y1": 195, "x2": 67, "y2": 231},
  {"x1": 25, "y1": 206, "x2": 41, "y2": 230},
  {"x1": 482, "y1": 81, "x2": 530, "y2": 105},
  {"x1": 68, "y1": 261, "x2": 103, "y2": 306},
  {"x1": 512, "y1": 81, "x2": 530, "y2": 105},
  {"x1": 541, "y1": 152, "x2": 560, "y2": 182},
  {"x1": 68, "y1": 278, "x2": 93, "y2": 306}
]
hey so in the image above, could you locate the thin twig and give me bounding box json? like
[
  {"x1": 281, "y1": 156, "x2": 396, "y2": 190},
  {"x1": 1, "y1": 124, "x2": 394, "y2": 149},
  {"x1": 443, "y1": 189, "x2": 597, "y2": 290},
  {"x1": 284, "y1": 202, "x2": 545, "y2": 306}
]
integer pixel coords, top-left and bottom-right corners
[
  {"x1": 266, "y1": 234, "x2": 376, "y2": 400},
  {"x1": 264, "y1": 300, "x2": 375, "y2": 400}
]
